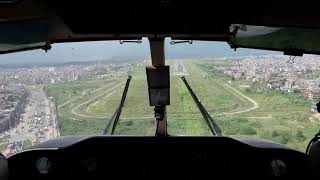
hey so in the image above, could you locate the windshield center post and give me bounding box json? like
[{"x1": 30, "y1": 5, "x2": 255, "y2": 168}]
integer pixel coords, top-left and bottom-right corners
[{"x1": 147, "y1": 38, "x2": 170, "y2": 136}]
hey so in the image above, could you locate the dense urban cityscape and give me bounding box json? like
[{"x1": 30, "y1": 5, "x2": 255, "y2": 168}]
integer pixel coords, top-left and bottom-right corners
[
  {"x1": 222, "y1": 55, "x2": 320, "y2": 103},
  {"x1": 0, "y1": 62, "x2": 133, "y2": 155}
]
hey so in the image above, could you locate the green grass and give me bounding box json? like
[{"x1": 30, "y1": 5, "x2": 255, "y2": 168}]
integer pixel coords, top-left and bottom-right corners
[
  {"x1": 46, "y1": 60, "x2": 320, "y2": 152},
  {"x1": 47, "y1": 78, "x2": 123, "y2": 135},
  {"x1": 46, "y1": 78, "x2": 116, "y2": 105},
  {"x1": 0, "y1": 139, "x2": 32, "y2": 152},
  {"x1": 166, "y1": 61, "x2": 253, "y2": 135},
  {"x1": 87, "y1": 72, "x2": 153, "y2": 117},
  {"x1": 23, "y1": 140, "x2": 32, "y2": 149},
  {"x1": 196, "y1": 60, "x2": 320, "y2": 151}
]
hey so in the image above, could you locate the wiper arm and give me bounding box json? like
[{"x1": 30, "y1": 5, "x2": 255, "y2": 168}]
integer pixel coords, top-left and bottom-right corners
[
  {"x1": 103, "y1": 75, "x2": 132, "y2": 135},
  {"x1": 181, "y1": 76, "x2": 222, "y2": 136}
]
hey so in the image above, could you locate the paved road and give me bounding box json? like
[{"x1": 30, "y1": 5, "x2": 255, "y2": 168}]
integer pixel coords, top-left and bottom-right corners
[
  {"x1": 0, "y1": 87, "x2": 59, "y2": 145},
  {"x1": 58, "y1": 82, "x2": 116, "y2": 109},
  {"x1": 117, "y1": 82, "x2": 260, "y2": 118},
  {"x1": 219, "y1": 83, "x2": 259, "y2": 115},
  {"x1": 60, "y1": 63, "x2": 259, "y2": 121},
  {"x1": 66, "y1": 80, "x2": 260, "y2": 120},
  {"x1": 70, "y1": 82, "x2": 125, "y2": 118}
]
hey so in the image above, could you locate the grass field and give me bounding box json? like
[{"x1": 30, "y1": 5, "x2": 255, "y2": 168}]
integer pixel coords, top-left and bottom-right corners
[
  {"x1": 195, "y1": 60, "x2": 320, "y2": 151},
  {"x1": 46, "y1": 60, "x2": 320, "y2": 152},
  {"x1": 0, "y1": 139, "x2": 33, "y2": 152}
]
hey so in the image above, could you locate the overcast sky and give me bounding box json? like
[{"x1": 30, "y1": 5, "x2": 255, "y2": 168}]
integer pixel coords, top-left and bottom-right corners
[{"x1": 0, "y1": 38, "x2": 277, "y2": 65}]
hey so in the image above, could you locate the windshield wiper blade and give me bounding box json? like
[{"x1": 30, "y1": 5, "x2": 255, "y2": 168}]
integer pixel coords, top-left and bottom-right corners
[
  {"x1": 103, "y1": 75, "x2": 132, "y2": 135},
  {"x1": 181, "y1": 76, "x2": 222, "y2": 136}
]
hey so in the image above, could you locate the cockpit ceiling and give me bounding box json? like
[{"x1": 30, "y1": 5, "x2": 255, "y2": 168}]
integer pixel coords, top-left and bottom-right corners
[{"x1": 1, "y1": 0, "x2": 320, "y2": 54}]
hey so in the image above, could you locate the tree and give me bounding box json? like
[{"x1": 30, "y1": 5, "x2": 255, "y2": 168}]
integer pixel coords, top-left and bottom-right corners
[
  {"x1": 245, "y1": 88, "x2": 252, "y2": 93},
  {"x1": 125, "y1": 121, "x2": 133, "y2": 126},
  {"x1": 280, "y1": 135, "x2": 289, "y2": 144},
  {"x1": 240, "y1": 127, "x2": 257, "y2": 135},
  {"x1": 296, "y1": 130, "x2": 306, "y2": 142},
  {"x1": 272, "y1": 130, "x2": 279, "y2": 137},
  {"x1": 240, "y1": 72, "x2": 245, "y2": 79},
  {"x1": 293, "y1": 89, "x2": 301, "y2": 93},
  {"x1": 306, "y1": 69, "x2": 312, "y2": 74}
]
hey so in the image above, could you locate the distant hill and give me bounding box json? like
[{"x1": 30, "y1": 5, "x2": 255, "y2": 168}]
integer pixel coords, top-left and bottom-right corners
[{"x1": 0, "y1": 39, "x2": 277, "y2": 66}]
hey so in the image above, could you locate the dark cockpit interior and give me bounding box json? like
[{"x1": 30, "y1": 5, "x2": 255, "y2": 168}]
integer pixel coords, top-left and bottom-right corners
[{"x1": 1, "y1": 0, "x2": 320, "y2": 179}]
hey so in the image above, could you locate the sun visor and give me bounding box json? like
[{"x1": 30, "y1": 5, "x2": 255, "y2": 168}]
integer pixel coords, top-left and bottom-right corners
[{"x1": 230, "y1": 24, "x2": 320, "y2": 56}]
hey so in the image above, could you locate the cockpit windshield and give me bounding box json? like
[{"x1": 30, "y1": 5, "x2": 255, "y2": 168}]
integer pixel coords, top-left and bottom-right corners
[{"x1": 0, "y1": 39, "x2": 320, "y2": 155}]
